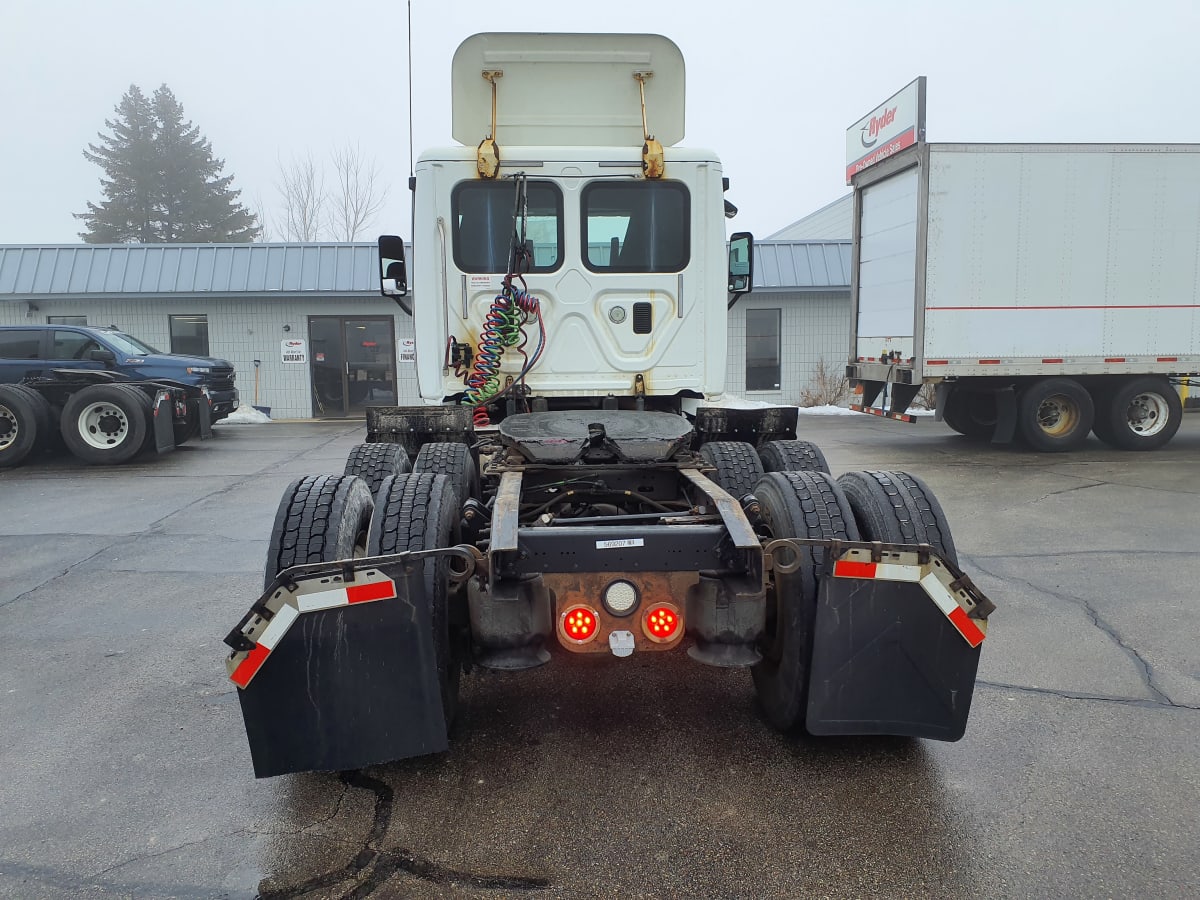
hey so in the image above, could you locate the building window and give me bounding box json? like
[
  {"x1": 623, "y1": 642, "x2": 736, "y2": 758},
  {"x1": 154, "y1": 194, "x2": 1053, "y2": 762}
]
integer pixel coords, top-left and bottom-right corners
[
  {"x1": 745, "y1": 308, "x2": 781, "y2": 391},
  {"x1": 452, "y1": 180, "x2": 562, "y2": 273},
  {"x1": 48, "y1": 315, "x2": 87, "y2": 325},
  {"x1": 582, "y1": 181, "x2": 689, "y2": 272},
  {"x1": 169, "y1": 315, "x2": 210, "y2": 356}
]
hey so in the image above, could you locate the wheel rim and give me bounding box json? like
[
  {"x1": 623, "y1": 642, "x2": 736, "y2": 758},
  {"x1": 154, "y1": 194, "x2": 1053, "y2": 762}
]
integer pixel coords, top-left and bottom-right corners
[
  {"x1": 0, "y1": 405, "x2": 17, "y2": 450},
  {"x1": 1035, "y1": 394, "x2": 1080, "y2": 437},
  {"x1": 1123, "y1": 392, "x2": 1170, "y2": 437},
  {"x1": 76, "y1": 401, "x2": 130, "y2": 449}
]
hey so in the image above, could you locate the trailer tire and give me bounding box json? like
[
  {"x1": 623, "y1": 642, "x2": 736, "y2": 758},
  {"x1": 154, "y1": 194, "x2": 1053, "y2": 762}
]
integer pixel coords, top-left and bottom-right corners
[
  {"x1": 59, "y1": 383, "x2": 150, "y2": 465},
  {"x1": 942, "y1": 388, "x2": 996, "y2": 441},
  {"x1": 1092, "y1": 376, "x2": 1182, "y2": 451},
  {"x1": 263, "y1": 474, "x2": 374, "y2": 589},
  {"x1": 837, "y1": 470, "x2": 958, "y2": 566},
  {"x1": 699, "y1": 441, "x2": 765, "y2": 498},
  {"x1": 345, "y1": 442, "x2": 412, "y2": 495},
  {"x1": 0, "y1": 384, "x2": 44, "y2": 468},
  {"x1": 368, "y1": 473, "x2": 462, "y2": 727},
  {"x1": 413, "y1": 441, "x2": 477, "y2": 503},
  {"x1": 1016, "y1": 377, "x2": 1094, "y2": 452},
  {"x1": 758, "y1": 439, "x2": 830, "y2": 475},
  {"x1": 752, "y1": 471, "x2": 860, "y2": 732}
]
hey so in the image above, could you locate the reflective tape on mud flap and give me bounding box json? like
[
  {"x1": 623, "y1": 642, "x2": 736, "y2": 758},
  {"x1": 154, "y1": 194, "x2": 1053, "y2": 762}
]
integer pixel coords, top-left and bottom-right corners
[
  {"x1": 832, "y1": 552, "x2": 987, "y2": 648},
  {"x1": 228, "y1": 572, "x2": 398, "y2": 688}
]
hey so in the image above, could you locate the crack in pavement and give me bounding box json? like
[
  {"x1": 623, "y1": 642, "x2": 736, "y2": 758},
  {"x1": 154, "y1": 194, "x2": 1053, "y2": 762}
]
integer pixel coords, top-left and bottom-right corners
[
  {"x1": 967, "y1": 558, "x2": 1184, "y2": 708},
  {"x1": 0, "y1": 425, "x2": 359, "y2": 612},
  {"x1": 978, "y1": 679, "x2": 1200, "y2": 710},
  {"x1": 1028, "y1": 480, "x2": 1107, "y2": 503},
  {"x1": 256, "y1": 770, "x2": 551, "y2": 899}
]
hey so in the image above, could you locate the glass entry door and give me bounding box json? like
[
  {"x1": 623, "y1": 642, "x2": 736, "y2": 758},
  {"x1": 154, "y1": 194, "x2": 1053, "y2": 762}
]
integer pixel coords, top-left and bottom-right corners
[{"x1": 308, "y1": 316, "x2": 397, "y2": 417}]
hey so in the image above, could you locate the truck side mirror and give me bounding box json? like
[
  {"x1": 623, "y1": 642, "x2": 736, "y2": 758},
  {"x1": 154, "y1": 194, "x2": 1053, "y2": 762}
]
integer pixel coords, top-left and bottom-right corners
[
  {"x1": 87, "y1": 348, "x2": 116, "y2": 364},
  {"x1": 727, "y1": 232, "x2": 754, "y2": 308},
  {"x1": 377, "y1": 235, "x2": 412, "y2": 315}
]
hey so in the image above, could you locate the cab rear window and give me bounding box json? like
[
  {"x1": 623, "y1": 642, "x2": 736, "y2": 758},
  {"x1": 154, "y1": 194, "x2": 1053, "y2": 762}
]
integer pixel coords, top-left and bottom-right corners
[
  {"x1": 452, "y1": 181, "x2": 563, "y2": 273},
  {"x1": 583, "y1": 181, "x2": 690, "y2": 273}
]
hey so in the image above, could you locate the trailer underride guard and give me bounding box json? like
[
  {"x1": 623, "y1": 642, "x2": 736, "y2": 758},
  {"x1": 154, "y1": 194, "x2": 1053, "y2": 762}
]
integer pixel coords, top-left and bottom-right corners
[{"x1": 222, "y1": 32, "x2": 995, "y2": 778}]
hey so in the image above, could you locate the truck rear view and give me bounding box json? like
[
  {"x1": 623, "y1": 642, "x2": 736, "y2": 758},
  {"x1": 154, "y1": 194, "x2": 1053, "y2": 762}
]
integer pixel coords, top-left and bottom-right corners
[
  {"x1": 223, "y1": 36, "x2": 995, "y2": 778},
  {"x1": 847, "y1": 80, "x2": 1196, "y2": 451}
]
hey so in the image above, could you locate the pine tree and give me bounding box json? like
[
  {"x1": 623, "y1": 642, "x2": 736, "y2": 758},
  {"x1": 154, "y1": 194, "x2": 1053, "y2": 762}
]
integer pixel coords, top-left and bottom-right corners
[{"x1": 77, "y1": 84, "x2": 260, "y2": 243}]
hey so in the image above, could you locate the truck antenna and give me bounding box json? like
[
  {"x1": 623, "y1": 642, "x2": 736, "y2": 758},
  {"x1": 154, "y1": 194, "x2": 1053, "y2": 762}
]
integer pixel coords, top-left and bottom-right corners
[{"x1": 407, "y1": 1, "x2": 415, "y2": 179}]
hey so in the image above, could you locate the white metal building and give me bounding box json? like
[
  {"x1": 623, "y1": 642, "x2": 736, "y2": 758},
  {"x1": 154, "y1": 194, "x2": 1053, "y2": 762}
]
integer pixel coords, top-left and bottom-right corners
[{"x1": 0, "y1": 241, "x2": 850, "y2": 417}]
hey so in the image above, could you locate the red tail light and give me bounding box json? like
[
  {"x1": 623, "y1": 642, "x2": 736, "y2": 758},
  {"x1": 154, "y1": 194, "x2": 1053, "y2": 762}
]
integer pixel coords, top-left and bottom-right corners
[
  {"x1": 643, "y1": 604, "x2": 681, "y2": 643},
  {"x1": 561, "y1": 605, "x2": 599, "y2": 644}
]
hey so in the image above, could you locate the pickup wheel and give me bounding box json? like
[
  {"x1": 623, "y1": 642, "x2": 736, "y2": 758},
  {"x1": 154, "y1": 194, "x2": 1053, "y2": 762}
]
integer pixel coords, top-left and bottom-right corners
[
  {"x1": 1016, "y1": 377, "x2": 1094, "y2": 452},
  {"x1": 0, "y1": 384, "x2": 45, "y2": 468},
  {"x1": 368, "y1": 473, "x2": 462, "y2": 728},
  {"x1": 699, "y1": 441, "x2": 764, "y2": 498},
  {"x1": 413, "y1": 441, "x2": 477, "y2": 504},
  {"x1": 758, "y1": 439, "x2": 830, "y2": 475},
  {"x1": 837, "y1": 470, "x2": 958, "y2": 566},
  {"x1": 752, "y1": 471, "x2": 860, "y2": 732},
  {"x1": 264, "y1": 474, "x2": 374, "y2": 589},
  {"x1": 173, "y1": 414, "x2": 200, "y2": 446},
  {"x1": 345, "y1": 442, "x2": 412, "y2": 495},
  {"x1": 59, "y1": 383, "x2": 150, "y2": 465},
  {"x1": 1092, "y1": 376, "x2": 1182, "y2": 451}
]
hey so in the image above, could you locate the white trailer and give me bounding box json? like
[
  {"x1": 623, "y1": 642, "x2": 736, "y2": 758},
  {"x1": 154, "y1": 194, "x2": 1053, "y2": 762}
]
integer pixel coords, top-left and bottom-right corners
[{"x1": 846, "y1": 87, "x2": 1198, "y2": 450}]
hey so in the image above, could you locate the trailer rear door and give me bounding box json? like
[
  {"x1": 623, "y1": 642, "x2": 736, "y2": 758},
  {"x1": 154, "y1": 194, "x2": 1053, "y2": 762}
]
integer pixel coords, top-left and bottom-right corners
[{"x1": 855, "y1": 166, "x2": 919, "y2": 363}]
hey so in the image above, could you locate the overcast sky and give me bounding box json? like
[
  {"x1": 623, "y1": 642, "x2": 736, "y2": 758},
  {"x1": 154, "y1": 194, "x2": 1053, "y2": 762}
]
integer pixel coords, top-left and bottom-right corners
[{"x1": 2, "y1": 0, "x2": 1198, "y2": 246}]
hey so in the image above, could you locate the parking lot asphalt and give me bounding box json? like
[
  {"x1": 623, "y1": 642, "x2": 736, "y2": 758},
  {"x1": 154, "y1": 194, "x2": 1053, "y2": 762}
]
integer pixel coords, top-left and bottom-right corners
[{"x1": 1, "y1": 414, "x2": 1197, "y2": 899}]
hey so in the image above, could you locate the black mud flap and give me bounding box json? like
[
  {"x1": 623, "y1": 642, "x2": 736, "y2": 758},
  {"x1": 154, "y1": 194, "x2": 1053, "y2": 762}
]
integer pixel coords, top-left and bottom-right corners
[
  {"x1": 806, "y1": 571, "x2": 982, "y2": 741},
  {"x1": 152, "y1": 390, "x2": 175, "y2": 454},
  {"x1": 231, "y1": 562, "x2": 448, "y2": 777},
  {"x1": 197, "y1": 398, "x2": 213, "y2": 440}
]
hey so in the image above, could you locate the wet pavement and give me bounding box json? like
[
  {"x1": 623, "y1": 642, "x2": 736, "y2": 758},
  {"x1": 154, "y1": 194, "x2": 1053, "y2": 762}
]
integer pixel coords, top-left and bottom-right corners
[{"x1": 1, "y1": 414, "x2": 1197, "y2": 898}]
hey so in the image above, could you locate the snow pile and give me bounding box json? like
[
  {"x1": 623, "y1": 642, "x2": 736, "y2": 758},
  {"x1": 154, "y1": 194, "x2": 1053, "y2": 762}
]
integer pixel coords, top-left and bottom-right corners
[
  {"x1": 795, "y1": 404, "x2": 858, "y2": 417},
  {"x1": 219, "y1": 406, "x2": 273, "y2": 425}
]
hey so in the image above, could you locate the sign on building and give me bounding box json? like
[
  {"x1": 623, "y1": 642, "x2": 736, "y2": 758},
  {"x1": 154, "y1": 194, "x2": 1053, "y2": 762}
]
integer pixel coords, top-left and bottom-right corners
[
  {"x1": 399, "y1": 338, "x2": 416, "y2": 363},
  {"x1": 281, "y1": 338, "x2": 308, "y2": 364},
  {"x1": 846, "y1": 77, "x2": 926, "y2": 184}
]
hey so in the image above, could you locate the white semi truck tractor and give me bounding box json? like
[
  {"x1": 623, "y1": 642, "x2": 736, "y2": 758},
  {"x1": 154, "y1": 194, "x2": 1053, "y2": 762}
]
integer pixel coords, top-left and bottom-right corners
[{"x1": 224, "y1": 35, "x2": 994, "y2": 777}]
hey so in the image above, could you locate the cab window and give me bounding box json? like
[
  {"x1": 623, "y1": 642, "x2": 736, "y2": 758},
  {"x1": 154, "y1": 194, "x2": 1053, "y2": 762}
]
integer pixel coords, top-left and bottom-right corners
[
  {"x1": 51, "y1": 330, "x2": 100, "y2": 360},
  {"x1": 452, "y1": 181, "x2": 563, "y2": 273},
  {"x1": 583, "y1": 181, "x2": 690, "y2": 272}
]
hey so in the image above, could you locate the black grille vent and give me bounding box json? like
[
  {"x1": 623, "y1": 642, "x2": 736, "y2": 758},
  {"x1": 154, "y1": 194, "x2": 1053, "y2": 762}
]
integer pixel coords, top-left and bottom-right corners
[{"x1": 632, "y1": 302, "x2": 652, "y2": 334}]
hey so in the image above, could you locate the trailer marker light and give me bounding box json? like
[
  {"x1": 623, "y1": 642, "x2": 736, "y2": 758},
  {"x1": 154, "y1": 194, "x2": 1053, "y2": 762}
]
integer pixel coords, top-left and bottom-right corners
[
  {"x1": 643, "y1": 605, "x2": 681, "y2": 643},
  {"x1": 561, "y1": 605, "x2": 599, "y2": 643}
]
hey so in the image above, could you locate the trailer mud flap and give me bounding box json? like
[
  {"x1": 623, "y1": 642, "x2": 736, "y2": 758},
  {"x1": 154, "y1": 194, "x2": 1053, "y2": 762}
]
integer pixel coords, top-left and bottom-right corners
[
  {"x1": 805, "y1": 550, "x2": 986, "y2": 741},
  {"x1": 152, "y1": 390, "x2": 175, "y2": 454},
  {"x1": 228, "y1": 562, "x2": 447, "y2": 778}
]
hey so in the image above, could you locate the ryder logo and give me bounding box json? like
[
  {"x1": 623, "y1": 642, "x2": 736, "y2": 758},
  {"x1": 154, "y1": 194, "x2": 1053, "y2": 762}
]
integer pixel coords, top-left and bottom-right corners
[{"x1": 860, "y1": 106, "x2": 897, "y2": 148}]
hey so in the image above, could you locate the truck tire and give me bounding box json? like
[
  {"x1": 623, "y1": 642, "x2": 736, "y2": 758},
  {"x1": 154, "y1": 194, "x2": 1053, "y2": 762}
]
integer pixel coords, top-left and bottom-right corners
[
  {"x1": 751, "y1": 471, "x2": 860, "y2": 732},
  {"x1": 412, "y1": 441, "x2": 477, "y2": 504},
  {"x1": 758, "y1": 439, "x2": 830, "y2": 475},
  {"x1": 699, "y1": 441, "x2": 764, "y2": 498},
  {"x1": 0, "y1": 384, "x2": 43, "y2": 468},
  {"x1": 1092, "y1": 376, "x2": 1182, "y2": 451},
  {"x1": 942, "y1": 388, "x2": 996, "y2": 441},
  {"x1": 837, "y1": 470, "x2": 958, "y2": 566},
  {"x1": 368, "y1": 473, "x2": 462, "y2": 727},
  {"x1": 344, "y1": 442, "x2": 412, "y2": 495},
  {"x1": 59, "y1": 383, "x2": 150, "y2": 465},
  {"x1": 264, "y1": 474, "x2": 374, "y2": 589},
  {"x1": 1016, "y1": 377, "x2": 1094, "y2": 452},
  {"x1": 173, "y1": 416, "x2": 200, "y2": 446}
]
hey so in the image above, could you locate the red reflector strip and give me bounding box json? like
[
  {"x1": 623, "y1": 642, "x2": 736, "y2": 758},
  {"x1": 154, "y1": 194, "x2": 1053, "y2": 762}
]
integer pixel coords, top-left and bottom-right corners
[
  {"x1": 1041, "y1": 358, "x2": 1064, "y2": 364},
  {"x1": 347, "y1": 580, "x2": 397, "y2": 604},
  {"x1": 926, "y1": 360, "x2": 948, "y2": 366},
  {"x1": 948, "y1": 606, "x2": 986, "y2": 649},
  {"x1": 230, "y1": 643, "x2": 269, "y2": 688},
  {"x1": 1158, "y1": 357, "x2": 1178, "y2": 363},
  {"x1": 834, "y1": 560, "x2": 877, "y2": 579},
  {"x1": 978, "y1": 359, "x2": 1001, "y2": 365},
  {"x1": 849, "y1": 405, "x2": 917, "y2": 423},
  {"x1": 1105, "y1": 357, "x2": 1125, "y2": 363}
]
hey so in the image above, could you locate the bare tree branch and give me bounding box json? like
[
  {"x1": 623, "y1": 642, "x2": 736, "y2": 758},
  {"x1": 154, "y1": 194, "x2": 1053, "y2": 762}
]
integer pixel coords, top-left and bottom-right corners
[
  {"x1": 328, "y1": 143, "x2": 389, "y2": 241},
  {"x1": 276, "y1": 152, "x2": 326, "y2": 241}
]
